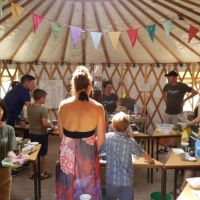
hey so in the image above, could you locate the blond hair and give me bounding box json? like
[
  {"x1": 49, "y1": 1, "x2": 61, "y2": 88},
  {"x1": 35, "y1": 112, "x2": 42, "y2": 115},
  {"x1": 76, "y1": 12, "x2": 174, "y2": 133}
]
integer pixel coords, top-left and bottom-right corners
[
  {"x1": 112, "y1": 111, "x2": 130, "y2": 132},
  {"x1": 71, "y1": 66, "x2": 93, "y2": 95}
]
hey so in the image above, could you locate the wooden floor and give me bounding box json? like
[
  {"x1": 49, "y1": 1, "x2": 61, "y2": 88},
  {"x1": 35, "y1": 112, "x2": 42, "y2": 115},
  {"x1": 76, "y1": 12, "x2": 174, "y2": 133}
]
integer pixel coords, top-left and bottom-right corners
[{"x1": 11, "y1": 135, "x2": 175, "y2": 200}]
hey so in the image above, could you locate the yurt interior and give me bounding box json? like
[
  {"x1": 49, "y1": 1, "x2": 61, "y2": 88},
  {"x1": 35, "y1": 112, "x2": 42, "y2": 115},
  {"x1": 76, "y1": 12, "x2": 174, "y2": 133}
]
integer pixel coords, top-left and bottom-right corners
[{"x1": 1, "y1": 0, "x2": 200, "y2": 200}]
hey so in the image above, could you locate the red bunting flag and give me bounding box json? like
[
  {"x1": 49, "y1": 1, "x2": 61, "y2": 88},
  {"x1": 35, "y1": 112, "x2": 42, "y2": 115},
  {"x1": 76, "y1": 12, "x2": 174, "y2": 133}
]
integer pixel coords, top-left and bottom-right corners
[
  {"x1": 127, "y1": 28, "x2": 138, "y2": 47},
  {"x1": 32, "y1": 13, "x2": 44, "y2": 32},
  {"x1": 188, "y1": 25, "x2": 199, "y2": 43}
]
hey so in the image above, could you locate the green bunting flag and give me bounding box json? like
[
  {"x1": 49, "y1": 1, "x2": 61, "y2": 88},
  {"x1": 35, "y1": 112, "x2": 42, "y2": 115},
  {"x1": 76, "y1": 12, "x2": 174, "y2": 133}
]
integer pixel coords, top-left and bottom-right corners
[
  {"x1": 51, "y1": 22, "x2": 61, "y2": 39},
  {"x1": 145, "y1": 24, "x2": 156, "y2": 41},
  {"x1": 0, "y1": 0, "x2": 3, "y2": 18},
  {"x1": 162, "y1": 20, "x2": 172, "y2": 37}
]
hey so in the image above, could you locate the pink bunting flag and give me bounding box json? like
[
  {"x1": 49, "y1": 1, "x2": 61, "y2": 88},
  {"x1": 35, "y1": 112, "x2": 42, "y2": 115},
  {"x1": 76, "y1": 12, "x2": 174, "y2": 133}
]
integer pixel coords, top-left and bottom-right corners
[
  {"x1": 188, "y1": 25, "x2": 199, "y2": 43},
  {"x1": 70, "y1": 26, "x2": 83, "y2": 46},
  {"x1": 32, "y1": 13, "x2": 44, "y2": 32},
  {"x1": 127, "y1": 28, "x2": 138, "y2": 47}
]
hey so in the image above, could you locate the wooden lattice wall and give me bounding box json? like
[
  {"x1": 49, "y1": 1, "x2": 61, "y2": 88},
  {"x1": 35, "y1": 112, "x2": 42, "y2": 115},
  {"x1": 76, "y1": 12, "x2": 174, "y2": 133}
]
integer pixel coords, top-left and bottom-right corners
[{"x1": 1, "y1": 61, "x2": 200, "y2": 132}]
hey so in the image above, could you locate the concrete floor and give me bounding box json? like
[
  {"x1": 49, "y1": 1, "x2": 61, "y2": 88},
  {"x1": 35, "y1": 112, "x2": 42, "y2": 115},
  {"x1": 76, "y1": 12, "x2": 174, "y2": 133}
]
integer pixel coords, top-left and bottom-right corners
[{"x1": 11, "y1": 135, "x2": 175, "y2": 200}]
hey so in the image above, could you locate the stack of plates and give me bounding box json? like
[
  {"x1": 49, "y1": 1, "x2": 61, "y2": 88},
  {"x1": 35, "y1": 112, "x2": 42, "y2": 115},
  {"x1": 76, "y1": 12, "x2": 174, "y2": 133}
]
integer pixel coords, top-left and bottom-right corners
[{"x1": 186, "y1": 177, "x2": 200, "y2": 189}]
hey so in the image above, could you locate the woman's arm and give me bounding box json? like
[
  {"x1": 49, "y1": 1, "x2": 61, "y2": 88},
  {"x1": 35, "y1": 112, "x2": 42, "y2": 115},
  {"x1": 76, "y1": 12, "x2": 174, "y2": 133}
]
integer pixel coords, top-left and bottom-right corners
[
  {"x1": 187, "y1": 106, "x2": 200, "y2": 126},
  {"x1": 57, "y1": 111, "x2": 64, "y2": 139},
  {"x1": 96, "y1": 105, "x2": 106, "y2": 148},
  {"x1": 42, "y1": 117, "x2": 52, "y2": 128}
]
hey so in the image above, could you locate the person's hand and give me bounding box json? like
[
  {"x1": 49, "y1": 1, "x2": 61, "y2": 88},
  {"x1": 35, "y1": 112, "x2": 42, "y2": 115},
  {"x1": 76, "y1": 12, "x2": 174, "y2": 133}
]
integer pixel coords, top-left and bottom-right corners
[
  {"x1": 180, "y1": 122, "x2": 188, "y2": 130},
  {"x1": 128, "y1": 133, "x2": 134, "y2": 138},
  {"x1": 144, "y1": 159, "x2": 155, "y2": 164}
]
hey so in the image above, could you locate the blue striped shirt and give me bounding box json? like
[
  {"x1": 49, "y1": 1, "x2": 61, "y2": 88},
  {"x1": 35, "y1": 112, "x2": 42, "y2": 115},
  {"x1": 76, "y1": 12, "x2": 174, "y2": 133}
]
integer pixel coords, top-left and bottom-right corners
[{"x1": 101, "y1": 131, "x2": 144, "y2": 186}]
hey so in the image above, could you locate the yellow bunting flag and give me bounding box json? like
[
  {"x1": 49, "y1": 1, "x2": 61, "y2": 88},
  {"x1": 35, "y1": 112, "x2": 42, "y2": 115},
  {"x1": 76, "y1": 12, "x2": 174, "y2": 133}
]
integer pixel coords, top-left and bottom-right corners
[
  {"x1": 0, "y1": 0, "x2": 3, "y2": 18},
  {"x1": 11, "y1": 3, "x2": 24, "y2": 23},
  {"x1": 108, "y1": 32, "x2": 120, "y2": 49}
]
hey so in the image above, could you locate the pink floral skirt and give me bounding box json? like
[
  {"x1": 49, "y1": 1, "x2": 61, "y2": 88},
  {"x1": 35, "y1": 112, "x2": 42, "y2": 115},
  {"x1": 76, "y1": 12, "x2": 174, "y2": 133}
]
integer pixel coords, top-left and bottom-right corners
[{"x1": 55, "y1": 135, "x2": 102, "y2": 200}]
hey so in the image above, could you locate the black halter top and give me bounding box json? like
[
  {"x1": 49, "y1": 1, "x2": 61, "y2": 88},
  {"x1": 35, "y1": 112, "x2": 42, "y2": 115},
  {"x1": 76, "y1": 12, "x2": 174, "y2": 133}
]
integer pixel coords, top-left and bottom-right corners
[{"x1": 63, "y1": 128, "x2": 95, "y2": 138}]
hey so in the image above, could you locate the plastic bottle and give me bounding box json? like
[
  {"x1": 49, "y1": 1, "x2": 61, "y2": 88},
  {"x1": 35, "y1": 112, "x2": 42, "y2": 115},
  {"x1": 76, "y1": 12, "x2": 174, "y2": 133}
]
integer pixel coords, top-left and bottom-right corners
[
  {"x1": 133, "y1": 104, "x2": 138, "y2": 115},
  {"x1": 195, "y1": 140, "x2": 200, "y2": 158}
]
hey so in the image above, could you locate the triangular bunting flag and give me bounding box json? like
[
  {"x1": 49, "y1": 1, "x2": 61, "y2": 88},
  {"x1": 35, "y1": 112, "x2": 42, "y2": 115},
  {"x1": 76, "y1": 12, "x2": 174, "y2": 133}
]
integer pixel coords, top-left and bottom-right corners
[
  {"x1": 127, "y1": 29, "x2": 138, "y2": 47},
  {"x1": 188, "y1": 25, "x2": 199, "y2": 43},
  {"x1": 162, "y1": 20, "x2": 172, "y2": 37},
  {"x1": 108, "y1": 32, "x2": 120, "y2": 49},
  {"x1": 70, "y1": 26, "x2": 82, "y2": 46},
  {"x1": 32, "y1": 13, "x2": 44, "y2": 32},
  {"x1": 90, "y1": 32, "x2": 102, "y2": 49},
  {"x1": 11, "y1": 3, "x2": 24, "y2": 23},
  {"x1": 51, "y1": 22, "x2": 61, "y2": 39},
  {"x1": 0, "y1": 0, "x2": 3, "y2": 18},
  {"x1": 145, "y1": 24, "x2": 156, "y2": 41}
]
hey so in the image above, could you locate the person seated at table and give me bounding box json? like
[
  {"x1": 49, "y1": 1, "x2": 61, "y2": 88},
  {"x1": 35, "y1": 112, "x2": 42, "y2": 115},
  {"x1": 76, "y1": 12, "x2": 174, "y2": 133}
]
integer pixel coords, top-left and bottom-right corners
[
  {"x1": 100, "y1": 111, "x2": 154, "y2": 200},
  {"x1": 107, "y1": 105, "x2": 135, "y2": 134},
  {"x1": 0, "y1": 99, "x2": 18, "y2": 200},
  {"x1": 174, "y1": 106, "x2": 200, "y2": 194},
  {"x1": 102, "y1": 80, "x2": 120, "y2": 115},
  {"x1": 27, "y1": 89, "x2": 52, "y2": 180}
]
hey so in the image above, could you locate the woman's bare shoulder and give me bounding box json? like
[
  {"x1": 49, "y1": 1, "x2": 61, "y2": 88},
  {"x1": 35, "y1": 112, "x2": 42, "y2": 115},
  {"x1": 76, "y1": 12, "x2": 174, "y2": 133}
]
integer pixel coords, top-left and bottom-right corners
[
  {"x1": 59, "y1": 97, "x2": 75, "y2": 107},
  {"x1": 89, "y1": 98, "x2": 104, "y2": 111}
]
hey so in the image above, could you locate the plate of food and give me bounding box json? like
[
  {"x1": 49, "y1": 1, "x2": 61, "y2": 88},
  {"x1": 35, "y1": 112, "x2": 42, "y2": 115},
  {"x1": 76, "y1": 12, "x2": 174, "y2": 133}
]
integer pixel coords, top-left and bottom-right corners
[
  {"x1": 172, "y1": 148, "x2": 185, "y2": 155},
  {"x1": 186, "y1": 177, "x2": 200, "y2": 189},
  {"x1": 30, "y1": 142, "x2": 39, "y2": 145},
  {"x1": 186, "y1": 156, "x2": 197, "y2": 162}
]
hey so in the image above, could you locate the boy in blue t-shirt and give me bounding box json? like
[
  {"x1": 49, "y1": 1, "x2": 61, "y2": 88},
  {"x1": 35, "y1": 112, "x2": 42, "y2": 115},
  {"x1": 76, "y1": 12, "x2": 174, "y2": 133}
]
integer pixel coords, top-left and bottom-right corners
[{"x1": 101, "y1": 112, "x2": 154, "y2": 200}]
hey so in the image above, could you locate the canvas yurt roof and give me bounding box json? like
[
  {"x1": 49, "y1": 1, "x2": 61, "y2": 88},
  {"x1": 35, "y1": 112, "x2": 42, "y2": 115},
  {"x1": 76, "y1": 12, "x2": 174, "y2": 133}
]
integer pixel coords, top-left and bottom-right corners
[{"x1": 0, "y1": 0, "x2": 200, "y2": 64}]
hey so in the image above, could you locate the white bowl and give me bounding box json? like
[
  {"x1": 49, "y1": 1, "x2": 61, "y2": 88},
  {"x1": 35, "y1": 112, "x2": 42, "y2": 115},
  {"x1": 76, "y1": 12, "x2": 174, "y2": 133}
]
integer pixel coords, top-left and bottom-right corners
[
  {"x1": 186, "y1": 177, "x2": 200, "y2": 188},
  {"x1": 172, "y1": 148, "x2": 185, "y2": 155},
  {"x1": 79, "y1": 194, "x2": 91, "y2": 200},
  {"x1": 30, "y1": 142, "x2": 39, "y2": 145},
  {"x1": 16, "y1": 137, "x2": 23, "y2": 143}
]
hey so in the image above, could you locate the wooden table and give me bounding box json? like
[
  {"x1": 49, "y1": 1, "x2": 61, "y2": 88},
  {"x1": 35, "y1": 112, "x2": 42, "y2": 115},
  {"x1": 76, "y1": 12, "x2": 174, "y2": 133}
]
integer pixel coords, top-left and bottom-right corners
[
  {"x1": 177, "y1": 184, "x2": 200, "y2": 200},
  {"x1": 100, "y1": 156, "x2": 165, "y2": 199},
  {"x1": 132, "y1": 133, "x2": 151, "y2": 153},
  {"x1": 164, "y1": 152, "x2": 200, "y2": 200},
  {"x1": 28, "y1": 144, "x2": 41, "y2": 200},
  {"x1": 151, "y1": 130, "x2": 182, "y2": 161},
  {"x1": 15, "y1": 124, "x2": 29, "y2": 139}
]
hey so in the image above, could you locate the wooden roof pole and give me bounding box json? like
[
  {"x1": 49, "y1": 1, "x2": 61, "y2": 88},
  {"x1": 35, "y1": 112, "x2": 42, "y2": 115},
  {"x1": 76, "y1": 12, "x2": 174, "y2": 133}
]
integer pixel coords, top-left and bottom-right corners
[
  {"x1": 148, "y1": 1, "x2": 200, "y2": 58},
  {"x1": 181, "y1": 0, "x2": 200, "y2": 7},
  {"x1": 112, "y1": 0, "x2": 158, "y2": 63},
  {"x1": 140, "y1": 0, "x2": 200, "y2": 45},
  {"x1": 155, "y1": 0, "x2": 200, "y2": 27},
  {"x1": 37, "y1": 0, "x2": 67, "y2": 61},
  {"x1": 60, "y1": 1, "x2": 75, "y2": 62},
  {"x1": 10, "y1": 0, "x2": 55, "y2": 60},
  {"x1": 166, "y1": 0, "x2": 200, "y2": 17},
  {"x1": 0, "y1": 0, "x2": 45, "y2": 42},
  {"x1": 81, "y1": 1, "x2": 86, "y2": 64},
  {"x1": 101, "y1": 1, "x2": 134, "y2": 63},
  {"x1": 126, "y1": 0, "x2": 180, "y2": 62},
  {"x1": 3, "y1": 0, "x2": 21, "y2": 10},
  {"x1": 92, "y1": 2, "x2": 110, "y2": 63},
  {"x1": 0, "y1": 0, "x2": 36, "y2": 24}
]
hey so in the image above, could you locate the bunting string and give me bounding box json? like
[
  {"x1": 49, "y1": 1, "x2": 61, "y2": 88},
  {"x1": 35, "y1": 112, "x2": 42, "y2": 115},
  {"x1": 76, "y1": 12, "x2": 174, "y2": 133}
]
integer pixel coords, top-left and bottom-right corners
[{"x1": 0, "y1": 1, "x2": 199, "y2": 49}]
